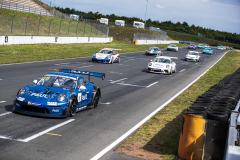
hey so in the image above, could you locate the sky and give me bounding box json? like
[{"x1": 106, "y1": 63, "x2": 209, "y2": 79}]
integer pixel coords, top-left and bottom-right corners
[{"x1": 40, "y1": 0, "x2": 240, "y2": 34}]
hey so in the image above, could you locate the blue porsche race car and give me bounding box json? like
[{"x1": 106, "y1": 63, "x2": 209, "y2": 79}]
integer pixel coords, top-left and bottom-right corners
[
  {"x1": 13, "y1": 69, "x2": 105, "y2": 118},
  {"x1": 202, "y1": 48, "x2": 213, "y2": 54}
]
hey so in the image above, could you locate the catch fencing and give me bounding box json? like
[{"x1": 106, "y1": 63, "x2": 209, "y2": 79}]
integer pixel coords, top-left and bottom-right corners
[
  {"x1": 133, "y1": 32, "x2": 167, "y2": 42},
  {"x1": 0, "y1": 14, "x2": 109, "y2": 37},
  {"x1": 0, "y1": 0, "x2": 74, "y2": 20}
]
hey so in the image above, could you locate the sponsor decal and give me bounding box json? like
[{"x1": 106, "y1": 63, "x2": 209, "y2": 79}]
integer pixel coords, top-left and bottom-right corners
[
  {"x1": 30, "y1": 93, "x2": 48, "y2": 98},
  {"x1": 82, "y1": 94, "x2": 87, "y2": 100},
  {"x1": 47, "y1": 102, "x2": 57, "y2": 106},
  {"x1": 77, "y1": 105, "x2": 87, "y2": 111},
  {"x1": 28, "y1": 102, "x2": 43, "y2": 106},
  {"x1": 52, "y1": 109, "x2": 59, "y2": 112},
  {"x1": 17, "y1": 97, "x2": 25, "y2": 102}
]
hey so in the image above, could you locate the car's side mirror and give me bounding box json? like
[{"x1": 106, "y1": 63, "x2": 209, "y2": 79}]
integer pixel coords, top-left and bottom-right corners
[
  {"x1": 33, "y1": 80, "x2": 37, "y2": 84},
  {"x1": 79, "y1": 86, "x2": 86, "y2": 91}
]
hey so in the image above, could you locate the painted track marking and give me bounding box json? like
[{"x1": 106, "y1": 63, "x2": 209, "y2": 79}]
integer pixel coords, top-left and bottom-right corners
[
  {"x1": 0, "y1": 101, "x2": 6, "y2": 103},
  {"x1": 179, "y1": 69, "x2": 185, "y2": 72},
  {"x1": 0, "y1": 119, "x2": 75, "y2": 142},
  {"x1": 0, "y1": 112, "x2": 11, "y2": 117}
]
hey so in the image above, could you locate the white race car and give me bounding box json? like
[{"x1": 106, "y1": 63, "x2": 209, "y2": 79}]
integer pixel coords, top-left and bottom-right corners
[
  {"x1": 147, "y1": 56, "x2": 178, "y2": 74},
  {"x1": 167, "y1": 44, "x2": 178, "y2": 51},
  {"x1": 92, "y1": 48, "x2": 122, "y2": 64},
  {"x1": 185, "y1": 51, "x2": 201, "y2": 62}
]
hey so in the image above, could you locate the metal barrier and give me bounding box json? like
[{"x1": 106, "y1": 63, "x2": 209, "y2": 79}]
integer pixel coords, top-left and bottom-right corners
[
  {"x1": 149, "y1": 26, "x2": 167, "y2": 35},
  {"x1": 0, "y1": 14, "x2": 109, "y2": 37},
  {"x1": 133, "y1": 32, "x2": 167, "y2": 42}
]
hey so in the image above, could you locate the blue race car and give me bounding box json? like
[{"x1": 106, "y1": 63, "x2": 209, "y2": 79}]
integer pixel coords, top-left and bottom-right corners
[
  {"x1": 197, "y1": 44, "x2": 205, "y2": 49},
  {"x1": 13, "y1": 69, "x2": 105, "y2": 118},
  {"x1": 202, "y1": 48, "x2": 213, "y2": 54},
  {"x1": 145, "y1": 47, "x2": 163, "y2": 56}
]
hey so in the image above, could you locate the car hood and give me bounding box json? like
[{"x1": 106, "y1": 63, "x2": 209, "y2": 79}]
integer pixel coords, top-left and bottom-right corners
[
  {"x1": 96, "y1": 53, "x2": 110, "y2": 59},
  {"x1": 186, "y1": 55, "x2": 198, "y2": 58},
  {"x1": 19, "y1": 85, "x2": 71, "y2": 101},
  {"x1": 151, "y1": 62, "x2": 168, "y2": 68}
]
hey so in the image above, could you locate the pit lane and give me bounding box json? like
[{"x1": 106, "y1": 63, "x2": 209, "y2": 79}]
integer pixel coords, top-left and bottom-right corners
[{"x1": 0, "y1": 47, "x2": 227, "y2": 160}]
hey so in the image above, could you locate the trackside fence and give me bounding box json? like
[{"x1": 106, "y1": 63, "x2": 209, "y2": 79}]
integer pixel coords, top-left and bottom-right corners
[
  {"x1": 0, "y1": 14, "x2": 109, "y2": 37},
  {"x1": 133, "y1": 32, "x2": 167, "y2": 42}
]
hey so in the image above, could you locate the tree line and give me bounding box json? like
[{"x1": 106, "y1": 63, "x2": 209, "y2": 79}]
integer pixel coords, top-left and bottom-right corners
[{"x1": 55, "y1": 6, "x2": 240, "y2": 44}]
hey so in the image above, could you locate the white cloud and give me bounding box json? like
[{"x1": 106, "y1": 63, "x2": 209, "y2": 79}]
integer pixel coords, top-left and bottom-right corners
[{"x1": 156, "y1": 4, "x2": 165, "y2": 9}]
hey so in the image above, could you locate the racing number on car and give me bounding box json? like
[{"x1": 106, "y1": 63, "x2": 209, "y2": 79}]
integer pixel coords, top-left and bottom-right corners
[{"x1": 78, "y1": 93, "x2": 82, "y2": 102}]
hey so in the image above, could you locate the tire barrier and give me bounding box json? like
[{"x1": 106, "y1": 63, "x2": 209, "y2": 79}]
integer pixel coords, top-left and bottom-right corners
[{"x1": 178, "y1": 67, "x2": 240, "y2": 160}]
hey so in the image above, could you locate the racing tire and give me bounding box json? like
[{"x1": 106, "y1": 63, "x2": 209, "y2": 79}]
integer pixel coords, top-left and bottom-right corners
[
  {"x1": 111, "y1": 57, "x2": 114, "y2": 64},
  {"x1": 173, "y1": 66, "x2": 176, "y2": 73},
  {"x1": 92, "y1": 91, "x2": 100, "y2": 108},
  {"x1": 68, "y1": 98, "x2": 77, "y2": 117},
  {"x1": 116, "y1": 57, "x2": 120, "y2": 63}
]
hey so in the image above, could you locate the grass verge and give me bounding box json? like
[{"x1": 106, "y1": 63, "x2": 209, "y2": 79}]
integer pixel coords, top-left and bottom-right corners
[
  {"x1": 115, "y1": 51, "x2": 240, "y2": 160},
  {"x1": 0, "y1": 41, "x2": 188, "y2": 64}
]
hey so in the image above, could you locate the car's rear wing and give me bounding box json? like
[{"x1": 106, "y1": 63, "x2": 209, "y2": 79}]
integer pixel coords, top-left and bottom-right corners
[{"x1": 59, "y1": 69, "x2": 105, "y2": 80}]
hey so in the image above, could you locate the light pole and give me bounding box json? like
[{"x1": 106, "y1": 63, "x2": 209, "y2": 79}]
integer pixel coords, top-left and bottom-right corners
[{"x1": 145, "y1": 0, "x2": 148, "y2": 28}]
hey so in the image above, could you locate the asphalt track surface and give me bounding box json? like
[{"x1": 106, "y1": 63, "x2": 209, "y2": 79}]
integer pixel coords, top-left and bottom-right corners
[{"x1": 0, "y1": 47, "x2": 227, "y2": 160}]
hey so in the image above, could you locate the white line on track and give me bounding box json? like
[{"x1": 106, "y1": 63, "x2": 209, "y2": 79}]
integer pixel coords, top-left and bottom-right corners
[
  {"x1": 0, "y1": 112, "x2": 11, "y2": 117},
  {"x1": 146, "y1": 81, "x2": 158, "y2": 88},
  {"x1": 109, "y1": 78, "x2": 128, "y2": 83},
  {"x1": 90, "y1": 50, "x2": 229, "y2": 160},
  {"x1": 78, "y1": 65, "x2": 94, "y2": 68},
  {"x1": 0, "y1": 119, "x2": 75, "y2": 142},
  {"x1": 179, "y1": 69, "x2": 185, "y2": 72},
  {"x1": 0, "y1": 79, "x2": 2, "y2": 80},
  {"x1": 0, "y1": 101, "x2": 6, "y2": 103}
]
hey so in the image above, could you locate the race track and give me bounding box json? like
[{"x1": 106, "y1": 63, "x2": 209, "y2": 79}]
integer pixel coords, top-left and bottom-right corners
[{"x1": 0, "y1": 47, "x2": 227, "y2": 160}]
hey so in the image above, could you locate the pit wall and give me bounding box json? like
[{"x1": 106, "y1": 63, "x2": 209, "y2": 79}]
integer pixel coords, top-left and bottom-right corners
[
  {"x1": 135, "y1": 40, "x2": 179, "y2": 45},
  {"x1": 0, "y1": 36, "x2": 113, "y2": 45}
]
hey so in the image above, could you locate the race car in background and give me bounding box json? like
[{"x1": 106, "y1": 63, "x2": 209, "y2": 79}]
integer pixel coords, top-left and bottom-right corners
[
  {"x1": 92, "y1": 48, "x2": 122, "y2": 63},
  {"x1": 185, "y1": 51, "x2": 201, "y2": 62},
  {"x1": 203, "y1": 47, "x2": 213, "y2": 54},
  {"x1": 197, "y1": 44, "x2": 205, "y2": 49},
  {"x1": 167, "y1": 44, "x2": 178, "y2": 51},
  {"x1": 217, "y1": 46, "x2": 224, "y2": 50},
  {"x1": 145, "y1": 47, "x2": 163, "y2": 56},
  {"x1": 204, "y1": 44, "x2": 211, "y2": 48},
  {"x1": 13, "y1": 69, "x2": 105, "y2": 118},
  {"x1": 147, "y1": 56, "x2": 178, "y2": 74},
  {"x1": 188, "y1": 44, "x2": 197, "y2": 50}
]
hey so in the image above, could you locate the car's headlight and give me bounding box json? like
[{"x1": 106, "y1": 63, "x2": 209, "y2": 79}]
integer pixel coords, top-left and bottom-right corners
[
  {"x1": 148, "y1": 63, "x2": 152, "y2": 66},
  {"x1": 166, "y1": 65, "x2": 170, "y2": 68},
  {"x1": 18, "y1": 88, "x2": 26, "y2": 96},
  {"x1": 57, "y1": 93, "x2": 67, "y2": 102}
]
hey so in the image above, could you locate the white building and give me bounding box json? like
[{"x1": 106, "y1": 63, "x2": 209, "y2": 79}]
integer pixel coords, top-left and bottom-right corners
[
  {"x1": 133, "y1": 21, "x2": 145, "y2": 29},
  {"x1": 115, "y1": 20, "x2": 125, "y2": 26},
  {"x1": 100, "y1": 18, "x2": 109, "y2": 25}
]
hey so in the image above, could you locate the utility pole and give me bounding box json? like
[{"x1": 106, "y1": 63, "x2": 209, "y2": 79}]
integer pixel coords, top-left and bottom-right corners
[{"x1": 145, "y1": 0, "x2": 148, "y2": 28}]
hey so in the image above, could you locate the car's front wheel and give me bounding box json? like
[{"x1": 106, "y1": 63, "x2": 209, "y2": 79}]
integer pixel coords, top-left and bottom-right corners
[
  {"x1": 116, "y1": 57, "x2": 120, "y2": 63},
  {"x1": 68, "y1": 98, "x2": 77, "y2": 117},
  {"x1": 93, "y1": 91, "x2": 100, "y2": 108}
]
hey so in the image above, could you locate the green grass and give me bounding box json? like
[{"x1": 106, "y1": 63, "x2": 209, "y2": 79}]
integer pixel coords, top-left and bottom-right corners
[
  {"x1": 116, "y1": 51, "x2": 240, "y2": 160},
  {"x1": 0, "y1": 41, "x2": 188, "y2": 64}
]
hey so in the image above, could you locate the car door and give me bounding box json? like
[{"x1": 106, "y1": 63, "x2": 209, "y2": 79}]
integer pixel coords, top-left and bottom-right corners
[{"x1": 77, "y1": 78, "x2": 93, "y2": 106}]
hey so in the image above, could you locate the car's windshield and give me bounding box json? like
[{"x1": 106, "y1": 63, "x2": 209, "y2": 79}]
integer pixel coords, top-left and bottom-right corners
[
  {"x1": 169, "y1": 45, "x2": 175, "y2": 47},
  {"x1": 99, "y1": 50, "x2": 113, "y2": 54},
  {"x1": 154, "y1": 58, "x2": 170, "y2": 63},
  {"x1": 189, "y1": 52, "x2": 198, "y2": 55},
  {"x1": 37, "y1": 76, "x2": 76, "y2": 89}
]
